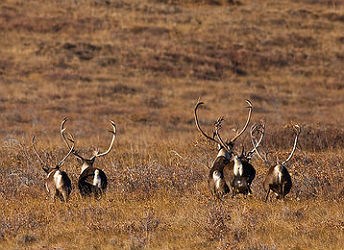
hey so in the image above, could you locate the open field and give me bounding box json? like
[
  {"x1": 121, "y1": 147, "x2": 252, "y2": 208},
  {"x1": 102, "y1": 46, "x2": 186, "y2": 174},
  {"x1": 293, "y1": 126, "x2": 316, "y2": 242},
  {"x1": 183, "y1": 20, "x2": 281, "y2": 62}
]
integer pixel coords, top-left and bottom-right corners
[{"x1": 0, "y1": 0, "x2": 343, "y2": 249}]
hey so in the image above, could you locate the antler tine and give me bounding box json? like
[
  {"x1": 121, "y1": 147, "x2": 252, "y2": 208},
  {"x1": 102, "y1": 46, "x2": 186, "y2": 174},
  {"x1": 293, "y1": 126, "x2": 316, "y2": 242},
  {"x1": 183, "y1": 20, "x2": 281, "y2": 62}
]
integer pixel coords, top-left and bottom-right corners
[
  {"x1": 94, "y1": 120, "x2": 117, "y2": 158},
  {"x1": 56, "y1": 133, "x2": 75, "y2": 167},
  {"x1": 32, "y1": 136, "x2": 47, "y2": 167},
  {"x1": 60, "y1": 119, "x2": 86, "y2": 161},
  {"x1": 248, "y1": 122, "x2": 265, "y2": 155},
  {"x1": 67, "y1": 132, "x2": 75, "y2": 144},
  {"x1": 293, "y1": 124, "x2": 301, "y2": 135},
  {"x1": 194, "y1": 99, "x2": 221, "y2": 145},
  {"x1": 250, "y1": 123, "x2": 269, "y2": 165},
  {"x1": 60, "y1": 117, "x2": 71, "y2": 150},
  {"x1": 214, "y1": 116, "x2": 224, "y2": 129},
  {"x1": 282, "y1": 124, "x2": 301, "y2": 165},
  {"x1": 230, "y1": 99, "x2": 253, "y2": 143},
  {"x1": 214, "y1": 117, "x2": 232, "y2": 152}
]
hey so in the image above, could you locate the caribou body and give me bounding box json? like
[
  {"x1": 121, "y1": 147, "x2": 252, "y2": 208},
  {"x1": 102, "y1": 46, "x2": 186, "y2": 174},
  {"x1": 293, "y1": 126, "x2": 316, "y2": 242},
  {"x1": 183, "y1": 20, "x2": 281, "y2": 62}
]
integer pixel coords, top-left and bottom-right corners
[
  {"x1": 252, "y1": 124, "x2": 301, "y2": 201},
  {"x1": 61, "y1": 118, "x2": 116, "y2": 199},
  {"x1": 32, "y1": 136, "x2": 74, "y2": 202}
]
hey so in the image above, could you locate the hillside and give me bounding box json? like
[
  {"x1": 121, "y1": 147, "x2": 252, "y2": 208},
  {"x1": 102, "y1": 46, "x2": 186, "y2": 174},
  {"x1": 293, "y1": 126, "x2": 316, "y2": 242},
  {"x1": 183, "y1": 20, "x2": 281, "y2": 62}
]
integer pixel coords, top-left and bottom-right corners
[{"x1": 0, "y1": 0, "x2": 343, "y2": 249}]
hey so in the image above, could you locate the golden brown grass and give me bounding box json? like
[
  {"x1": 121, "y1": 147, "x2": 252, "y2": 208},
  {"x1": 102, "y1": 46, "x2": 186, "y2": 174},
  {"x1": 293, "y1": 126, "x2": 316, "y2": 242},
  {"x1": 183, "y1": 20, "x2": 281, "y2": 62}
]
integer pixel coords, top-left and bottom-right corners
[{"x1": 0, "y1": 0, "x2": 343, "y2": 249}]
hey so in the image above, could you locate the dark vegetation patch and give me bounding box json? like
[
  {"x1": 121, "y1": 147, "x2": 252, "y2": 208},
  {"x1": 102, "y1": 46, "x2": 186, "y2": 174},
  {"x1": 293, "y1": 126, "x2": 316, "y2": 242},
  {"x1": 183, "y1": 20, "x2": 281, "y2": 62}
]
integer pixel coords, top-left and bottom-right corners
[
  {"x1": 0, "y1": 13, "x2": 67, "y2": 33},
  {"x1": 0, "y1": 59, "x2": 13, "y2": 76},
  {"x1": 293, "y1": 0, "x2": 344, "y2": 6},
  {"x1": 6, "y1": 113, "x2": 30, "y2": 124},
  {"x1": 255, "y1": 126, "x2": 344, "y2": 151},
  {"x1": 249, "y1": 93, "x2": 290, "y2": 106},
  {"x1": 62, "y1": 42, "x2": 102, "y2": 61},
  {"x1": 139, "y1": 48, "x2": 247, "y2": 80},
  {"x1": 16, "y1": 234, "x2": 37, "y2": 246},
  {"x1": 262, "y1": 34, "x2": 318, "y2": 48},
  {"x1": 44, "y1": 71, "x2": 92, "y2": 82},
  {"x1": 98, "y1": 83, "x2": 139, "y2": 96},
  {"x1": 0, "y1": 7, "x2": 109, "y2": 33},
  {"x1": 287, "y1": 9, "x2": 319, "y2": 19},
  {"x1": 144, "y1": 95, "x2": 165, "y2": 109},
  {"x1": 152, "y1": 0, "x2": 240, "y2": 5},
  {"x1": 129, "y1": 26, "x2": 170, "y2": 35},
  {"x1": 97, "y1": 57, "x2": 118, "y2": 67},
  {"x1": 337, "y1": 36, "x2": 344, "y2": 44},
  {"x1": 324, "y1": 12, "x2": 344, "y2": 23}
]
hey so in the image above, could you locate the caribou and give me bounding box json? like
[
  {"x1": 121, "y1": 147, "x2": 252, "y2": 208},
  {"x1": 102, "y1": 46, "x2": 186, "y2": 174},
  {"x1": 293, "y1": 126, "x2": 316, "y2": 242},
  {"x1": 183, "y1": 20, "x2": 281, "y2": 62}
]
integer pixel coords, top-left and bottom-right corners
[
  {"x1": 222, "y1": 124, "x2": 265, "y2": 196},
  {"x1": 32, "y1": 136, "x2": 74, "y2": 202},
  {"x1": 194, "y1": 99, "x2": 253, "y2": 198},
  {"x1": 60, "y1": 118, "x2": 116, "y2": 199},
  {"x1": 251, "y1": 123, "x2": 301, "y2": 201},
  {"x1": 214, "y1": 121, "x2": 264, "y2": 197}
]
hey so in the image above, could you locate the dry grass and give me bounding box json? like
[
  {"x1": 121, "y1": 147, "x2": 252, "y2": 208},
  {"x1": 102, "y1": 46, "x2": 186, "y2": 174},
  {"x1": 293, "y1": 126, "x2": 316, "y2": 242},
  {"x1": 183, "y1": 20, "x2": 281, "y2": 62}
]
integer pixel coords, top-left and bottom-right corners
[{"x1": 0, "y1": 0, "x2": 343, "y2": 249}]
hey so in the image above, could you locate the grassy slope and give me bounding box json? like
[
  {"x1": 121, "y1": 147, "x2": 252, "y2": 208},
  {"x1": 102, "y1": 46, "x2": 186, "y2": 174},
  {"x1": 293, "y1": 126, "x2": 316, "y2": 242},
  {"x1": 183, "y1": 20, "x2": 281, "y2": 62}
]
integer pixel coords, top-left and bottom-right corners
[{"x1": 0, "y1": 0, "x2": 343, "y2": 249}]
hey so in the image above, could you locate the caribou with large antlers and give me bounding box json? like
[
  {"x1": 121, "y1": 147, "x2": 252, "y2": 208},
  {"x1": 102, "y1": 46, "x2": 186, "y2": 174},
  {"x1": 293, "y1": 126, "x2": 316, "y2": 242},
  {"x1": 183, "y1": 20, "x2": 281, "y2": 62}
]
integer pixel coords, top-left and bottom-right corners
[
  {"x1": 61, "y1": 118, "x2": 116, "y2": 199},
  {"x1": 32, "y1": 136, "x2": 74, "y2": 202},
  {"x1": 194, "y1": 99, "x2": 253, "y2": 198},
  {"x1": 222, "y1": 123, "x2": 265, "y2": 196},
  {"x1": 252, "y1": 124, "x2": 301, "y2": 201}
]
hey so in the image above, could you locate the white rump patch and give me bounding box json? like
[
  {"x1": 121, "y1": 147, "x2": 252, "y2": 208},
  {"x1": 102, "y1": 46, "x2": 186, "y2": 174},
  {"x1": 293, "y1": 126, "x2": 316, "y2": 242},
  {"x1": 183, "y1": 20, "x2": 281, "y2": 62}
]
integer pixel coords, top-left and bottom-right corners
[
  {"x1": 45, "y1": 182, "x2": 50, "y2": 193},
  {"x1": 274, "y1": 165, "x2": 283, "y2": 183},
  {"x1": 233, "y1": 156, "x2": 243, "y2": 176},
  {"x1": 213, "y1": 170, "x2": 222, "y2": 189},
  {"x1": 54, "y1": 170, "x2": 64, "y2": 189},
  {"x1": 93, "y1": 169, "x2": 102, "y2": 188}
]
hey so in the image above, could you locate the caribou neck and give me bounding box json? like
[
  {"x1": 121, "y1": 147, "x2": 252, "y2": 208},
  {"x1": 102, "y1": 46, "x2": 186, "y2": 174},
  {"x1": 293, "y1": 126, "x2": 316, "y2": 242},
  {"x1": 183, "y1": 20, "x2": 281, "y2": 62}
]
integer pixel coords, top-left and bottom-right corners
[
  {"x1": 81, "y1": 161, "x2": 93, "y2": 174},
  {"x1": 217, "y1": 147, "x2": 231, "y2": 160}
]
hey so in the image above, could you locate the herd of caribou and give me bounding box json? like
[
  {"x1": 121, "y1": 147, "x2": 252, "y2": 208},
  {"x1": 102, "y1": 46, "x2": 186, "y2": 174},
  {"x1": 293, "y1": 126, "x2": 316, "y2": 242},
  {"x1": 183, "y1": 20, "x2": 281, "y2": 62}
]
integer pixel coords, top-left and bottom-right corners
[
  {"x1": 32, "y1": 118, "x2": 116, "y2": 201},
  {"x1": 194, "y1": 99, "x2": 301, "y2": 201},
  {"x1": 32, "y1": 99, "x2": 301, "y2": 202}
]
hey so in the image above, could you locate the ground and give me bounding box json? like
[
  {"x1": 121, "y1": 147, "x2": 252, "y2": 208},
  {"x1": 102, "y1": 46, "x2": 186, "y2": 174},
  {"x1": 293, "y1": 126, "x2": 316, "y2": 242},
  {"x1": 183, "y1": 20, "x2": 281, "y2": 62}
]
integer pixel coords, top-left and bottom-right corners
[{"x1": 0, "y1": 0, "x2": 343, "y2": 249}]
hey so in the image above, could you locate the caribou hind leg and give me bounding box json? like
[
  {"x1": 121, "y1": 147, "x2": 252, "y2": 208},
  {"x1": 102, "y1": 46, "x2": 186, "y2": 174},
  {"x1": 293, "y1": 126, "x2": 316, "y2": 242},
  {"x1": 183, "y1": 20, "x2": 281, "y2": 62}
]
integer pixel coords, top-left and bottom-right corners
[{"x1": 264, "y1": 188, "x2": 270, "y2": 202}]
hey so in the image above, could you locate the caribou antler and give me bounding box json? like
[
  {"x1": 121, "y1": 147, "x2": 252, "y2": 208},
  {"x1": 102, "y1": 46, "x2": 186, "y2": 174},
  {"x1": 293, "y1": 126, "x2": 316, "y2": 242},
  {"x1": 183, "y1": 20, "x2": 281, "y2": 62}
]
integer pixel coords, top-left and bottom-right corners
[
  {"x1": 56, "y1": 134, "x2": 75, "y2": 167},
  {"x1": 32, "y1": 136, "x2": 47, "y2": 167},
  {"x1": 195, "y1": 99, "x2": 253, "y2": 154},
  {"x1": 229, "y1": 99, "x2": 253, "y2": 143},
  {"x1": 213, "y1": 116, "x2": 232, "y2": 152},
  {"x1": 93, "y1": 120, "x2": 116, "y2": 158},
  {"x1": 60, "y1": 117, "x2": 71, "y2": 150},
  {"x1": 246, "y1": 123, "x2": 265, "y2": 157},
  {"x1": 281, "y1": 124, "x2": 301, "y2": 165},
  {"x1": 194, "y1": 99, "x2": 222, "y2": 145},
  {"x1": 250, "y1": 123, "x2": 270, "y2": 166},
  {"x1": 60, "y1": 117, "x2": 86, "y2": 160},
  {"x1": 61, "y1": 118, "x2": 116, "y2": 159},
  {"x1": 33, "y1": 134, "x2": 75, "y2": 169},
  {"x1": 214, "y1": 100, "x2": 253, "y2": 155}
]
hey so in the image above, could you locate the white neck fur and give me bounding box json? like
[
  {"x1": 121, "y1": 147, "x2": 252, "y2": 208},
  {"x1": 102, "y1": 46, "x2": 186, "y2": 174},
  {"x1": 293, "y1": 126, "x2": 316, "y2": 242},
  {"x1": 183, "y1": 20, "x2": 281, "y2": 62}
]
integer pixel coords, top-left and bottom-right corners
[{"x1": 233, "y1": 155, "x2": 243, "y2": 176}]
